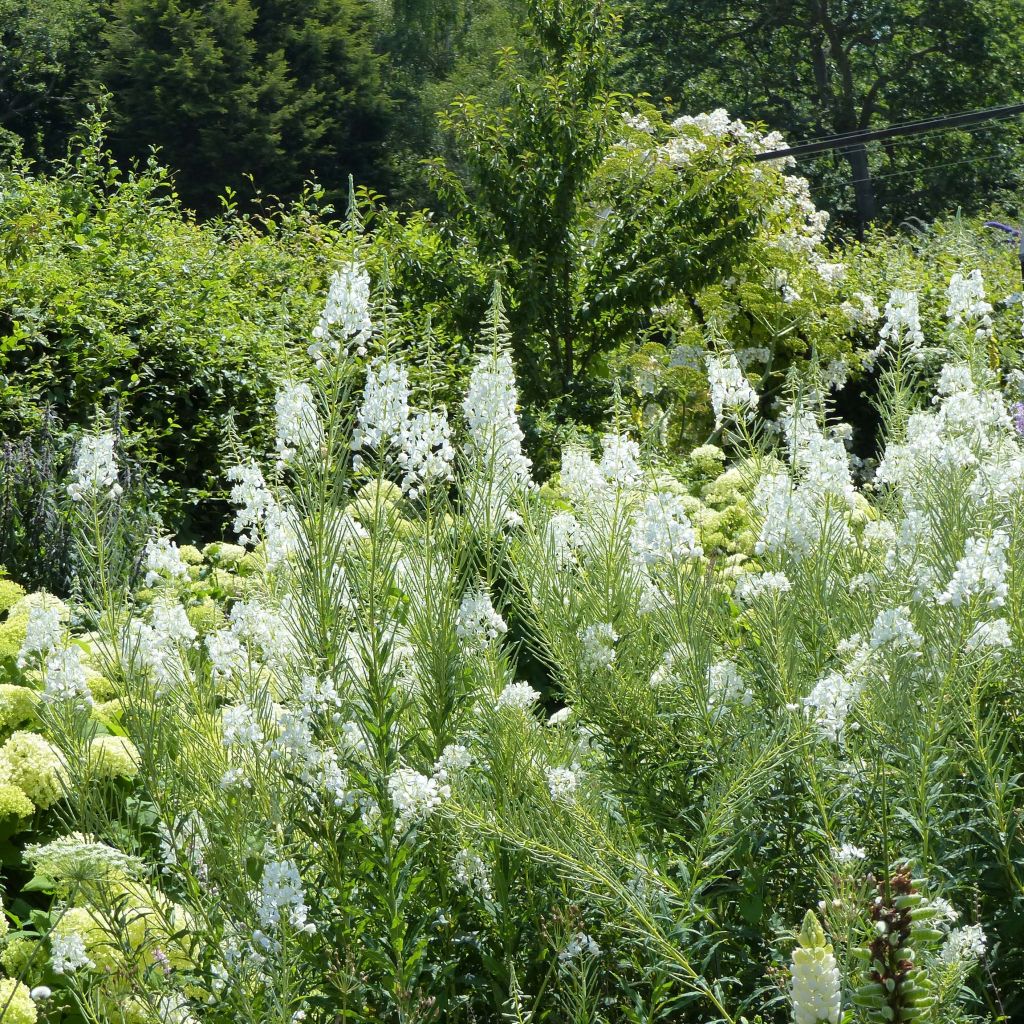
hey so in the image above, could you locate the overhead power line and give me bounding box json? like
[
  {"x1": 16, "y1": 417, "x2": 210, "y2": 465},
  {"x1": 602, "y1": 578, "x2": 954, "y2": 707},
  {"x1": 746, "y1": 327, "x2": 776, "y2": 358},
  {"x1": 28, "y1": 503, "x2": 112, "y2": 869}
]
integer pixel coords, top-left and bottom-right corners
[{"x1": 753, "y1": 101, "x2": 1024, "y2": 163}]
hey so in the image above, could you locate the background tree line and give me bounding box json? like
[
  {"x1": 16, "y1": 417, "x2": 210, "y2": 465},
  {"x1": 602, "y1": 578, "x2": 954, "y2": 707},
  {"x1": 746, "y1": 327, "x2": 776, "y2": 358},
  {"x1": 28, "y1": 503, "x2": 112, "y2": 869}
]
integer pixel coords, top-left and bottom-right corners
[{"x1": 3, "y1": 0, "x2": 1024, "y2": 228}]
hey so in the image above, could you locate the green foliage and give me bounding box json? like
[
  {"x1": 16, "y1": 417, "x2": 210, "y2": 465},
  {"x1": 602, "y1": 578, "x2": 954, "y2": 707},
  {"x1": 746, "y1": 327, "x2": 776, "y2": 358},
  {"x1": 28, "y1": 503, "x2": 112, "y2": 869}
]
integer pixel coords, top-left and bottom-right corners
[
  {"x1": 0, "y1": 119, "x2": 364, "y2": 539},
  {"x1": 0, "y1": 0, "x2": 103, "y2": 164},
  {"x1": 619, "y1": 0, "x2": 1024, "y2": 231}
]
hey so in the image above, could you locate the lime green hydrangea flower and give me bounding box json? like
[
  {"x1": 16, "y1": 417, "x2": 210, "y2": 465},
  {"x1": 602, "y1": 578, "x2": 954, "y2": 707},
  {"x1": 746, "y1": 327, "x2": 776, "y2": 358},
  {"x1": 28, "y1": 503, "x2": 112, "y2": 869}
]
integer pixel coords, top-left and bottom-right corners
[
  {"x1": 178, "y1": 545, "x2": 204, "y2": 566},
  {"x1": 689, "y1": 444, "x2": 727, "y2": 479},
  {"x1": 7, "y1": 591, "x2": 69, "y2": 623},
  {"x1": 201, "y1": 542, "x2": 247, "y2": 568},
  {"x1": 0, "y1": 978, "x2": 37, "y2": 1024},
  {"x1": 186, "y1": 600, "x2": 225, "y2": 636},
  {"x1": 0, "y1": 616, "x2": 29, "y2": 670},
  {"x1": 0, "y1": 684, "x2": 39, "y2": 733},
  {"x1": 0, "y1": 578, "x2": 27, "y2": 615},
  {"x1": 1, "y1": 933, "x2": 39, "y2": 978},
  {"x1": 356, "y1": 478, "x2": 404, "y2": 507},
  {"x1": 0, "y1": 731, "x2": 68, "y2": 809},
  {"x1": 83, "y1": 666, "x2": 117, "y2": 703},
  {"x1": 0, "y1": 782, "x2": 35, "y2": 823},
  {"x1": 207, "y1": 569, "x2": 242, "y2": 599},
  {"x1": 91, "y1": 698, "x2": 125, "y2": 731},
  {"x1": 87, "y1": 736, "x2": 141, "y2": 780}
]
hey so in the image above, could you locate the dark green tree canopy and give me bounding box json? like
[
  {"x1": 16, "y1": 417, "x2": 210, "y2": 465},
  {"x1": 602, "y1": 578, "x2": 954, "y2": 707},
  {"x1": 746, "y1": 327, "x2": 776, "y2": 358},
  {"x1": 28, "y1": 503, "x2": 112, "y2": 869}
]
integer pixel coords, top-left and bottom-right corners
[{"x1": 99, "y1": 0, "x2": 392, "y2": 212}]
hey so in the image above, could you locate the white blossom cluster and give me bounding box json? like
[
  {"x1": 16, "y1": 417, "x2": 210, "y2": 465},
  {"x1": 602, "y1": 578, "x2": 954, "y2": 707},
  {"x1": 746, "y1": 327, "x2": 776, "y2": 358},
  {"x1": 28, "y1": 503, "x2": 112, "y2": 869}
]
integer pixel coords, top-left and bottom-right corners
[
  {"x1": 495, "y1": 681, "x2": 541, "y2": 712},
  {"x1": 733, "y1": 571, "x2": 792, "y2": 605},
  {"x1": 946, "y1": 270, "x2": 993, "y2": 341},
  {"x1": 258, "y1": 858, "x2": 311, "y2": 932},
  {"x1": 396, "y1": 409, "x2": 454, "y2": 497},
  {"x1": 275, "y1": 382, "x2": 323, "y2": 465},
  {"x1": 388, "y1": 768, "x2": 449, "y2": 831},
  {"x1": 453, "y1": 848, "x2": 493, "y2": 900},
  {"x1": 630, "y1": 494, "x2": 702, "y2": 565},
  {"x1": 42, "y1": 645, "x2": 92, "y2": 706},
  {"x1": 873, "y1": 288, "x2": 924, "y2": 364},
  {"x1": 352, "y1": 360, "x2": 410, "y2": 457},
  {"x1": 706, "y1": 352, "x2": 758, "y2": 429},
  {"x1": 50, "y1": 929, "x2": 94, "y2": 974},
  {"x1": 144, "y1": 536, "x2": 189, "y2": 588},
  {"x1": 707, "y1": 659, "x2": 752, "y2": 717},
  {"x1": 455, "y1": 588, "x2": 507, "y2": 649},
  {"x1": 545, "y1": 765, "x2": 579, "y2": 803},
  {"x1": 308, "y1": 261, "x2": 372, "y2": 366},
  {"x1": 559, "y1": 932, "x2": 601, "y2": 962},
  {"x1": 790, "y1": 914, "x2": 842, "y2": 1024},
  {"x1": 17, "y1": 605, "x2": 64, "y2": 668},
  {"x1": 936, "y1": 531, "x2": 1010, "y2": 610},
  {"x1": 579, "y1": 622, "x2": 617, "y2": 672},
  {"x1": 462, "y1": 348, "x2": 533, "y2": 524},
  {"x1": 940, "y1": 924, "x2": 987, "y2": 967},
  {"x1": 68, "y1": 432, "x2": 122, "y2": 502}
]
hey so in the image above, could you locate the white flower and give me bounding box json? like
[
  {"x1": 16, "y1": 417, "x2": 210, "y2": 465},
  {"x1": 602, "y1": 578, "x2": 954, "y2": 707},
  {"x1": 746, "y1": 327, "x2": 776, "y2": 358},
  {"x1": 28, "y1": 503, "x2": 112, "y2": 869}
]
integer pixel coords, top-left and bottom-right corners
[
  {"x1": 790, "y1": 912, "x2": 841, "y2": 1024},
  {"x1": 453, "y1": 849, "x2": 493, "y2": 899},
  {"x1": 868, "y1": 607, "x2": 922, "y2": 653},
  {"x1": 559, "y1": 932, "x2": 600, "y2": 962},
  {"x1": 226, "y1": 463, "x2": 276, "y2": 546},
  {"x1": 940, "y1": 924, "x2": 987, "y2": 967},
  {"x1": 965, "y1": 618, "x2": 1012, "y2": 656},
  {"x1": 259, "y1": 858, "x2": 311, "y2": 931},
  {"x1": 17, "y1": 605, "x2": 63, "y2": 667},
  {"x1": 833, "y1": 843, "x2": 866, "y2": 864},
  {"x1": 221, "y1": 704, "x2": 264, "y2": 747},
  {"x1": 560, "y1": 446, "x2": 607, "y2": 506},
  {"x1": 434, "y1": 744, "x2": 473, "y2": 782},
  {"x1": 706, "y1": 353, "x2": 758, "y2": 429},
  {"x1": 547, "y1": 706, "x2": 573, "y2": 727},
  {"x1": 42, "y1": 646, "x2": 92, "y2": 705},
  {"x1": 579, "y1": 622, "x2": 617, "y2": 672},
  {"x1": 707, "y1": 659, "x2": 751, "y2": 716},
  {"x1": 455, "y1": 588, "x2": 507, "y2": 649},
  {"x1": 68, "y1": 432, "x2": 122, "y2": 502},
  {"x1": 308, "y1": 261, "x2": 372, "y2": 366},
  {"x1": 734, "y1": 571, "x2": 792, "y2": 604},
  {"x1": 804, "y1": 668, "x2": 863, "y2": 744},
  {"x1": 398, "y1": 409, "x2": 454, "y2": 497},
  {"x1": 495, "y1": 681, "x2": 541, "y2": 711},
  {"x1": 874, "y1": 289, "x2": 924, "y2": 362},
  {"x1": 388, "y1": 768, "x2": 448, "y2": 831},
  {"x1": 275, "y1": 382, "x2": 322, "y2": 465},
  {"x1": 946, "y1": 270, "x2": 993, "y2": 340},
  {"x1": 546, "y1": 766, "x2": 579, "y2": 802},
  {"x1": 50, "y1": 930, "x2": 94, "y2": 974},
  {"x1": 352, "y1": 360, "x2": 410, "y2": 456},
  {"x1": 144, "y1": 536, "x2": 189, "y2": 588},
  {"x1": 599, "y1": 432, "x2": 642, "y2": 488},
  {"x1": 936, "y1": 531, "x2": 1010, "y2": 610},
  {"x1": 630, "y1": 494, "x2": 702, "y2": 565},
  {"x1": 462, "y1": 348, "x2": 533, "y2": 524},
  {"x1": 546, "y1": 511, "x2": 582, "y2": 566}
]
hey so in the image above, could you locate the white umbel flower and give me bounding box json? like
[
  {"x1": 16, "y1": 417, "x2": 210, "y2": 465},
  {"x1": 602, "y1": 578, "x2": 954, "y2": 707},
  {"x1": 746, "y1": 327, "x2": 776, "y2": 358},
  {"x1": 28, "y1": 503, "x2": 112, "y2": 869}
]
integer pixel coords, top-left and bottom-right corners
[{"x1": 790, "y1": 911, "x2": 841, "y2": 1024}]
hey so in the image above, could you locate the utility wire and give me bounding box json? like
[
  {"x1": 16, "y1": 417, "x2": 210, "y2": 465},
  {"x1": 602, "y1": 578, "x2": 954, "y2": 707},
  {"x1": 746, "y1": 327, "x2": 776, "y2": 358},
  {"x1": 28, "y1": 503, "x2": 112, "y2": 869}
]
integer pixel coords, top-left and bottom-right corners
[
  {"x1": 754, "y1": 101, "x2": 1024, "y2": 162},
  {"x1": 757, "y1": 100, "x2": 1024, "y2": 151},
  {"x1": 795, "y1": 111, "x2": 1024, "y2": 162}
]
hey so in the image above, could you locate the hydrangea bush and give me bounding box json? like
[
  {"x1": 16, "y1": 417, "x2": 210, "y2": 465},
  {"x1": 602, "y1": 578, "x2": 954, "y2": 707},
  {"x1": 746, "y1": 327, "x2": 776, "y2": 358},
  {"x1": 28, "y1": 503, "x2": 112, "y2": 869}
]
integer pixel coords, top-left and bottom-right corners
[{"x1": 2, "y1": 264, "x2": 1022, "y2": 1024}]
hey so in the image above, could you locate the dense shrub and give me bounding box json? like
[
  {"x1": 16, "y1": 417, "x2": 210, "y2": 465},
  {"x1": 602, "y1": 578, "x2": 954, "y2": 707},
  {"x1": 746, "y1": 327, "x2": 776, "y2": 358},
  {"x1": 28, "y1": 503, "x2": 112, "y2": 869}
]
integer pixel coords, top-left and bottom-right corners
[{"x1": 0, "y1": 119, "x2": 362, "y2": 540}]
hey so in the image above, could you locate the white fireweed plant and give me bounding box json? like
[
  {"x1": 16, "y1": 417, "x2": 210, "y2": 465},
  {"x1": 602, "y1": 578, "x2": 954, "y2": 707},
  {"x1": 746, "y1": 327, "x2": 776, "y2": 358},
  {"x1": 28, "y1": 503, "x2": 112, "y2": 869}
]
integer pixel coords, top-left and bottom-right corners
[{"x1": 32, "y1": 264, "x2": 1020, "y2": 1024}]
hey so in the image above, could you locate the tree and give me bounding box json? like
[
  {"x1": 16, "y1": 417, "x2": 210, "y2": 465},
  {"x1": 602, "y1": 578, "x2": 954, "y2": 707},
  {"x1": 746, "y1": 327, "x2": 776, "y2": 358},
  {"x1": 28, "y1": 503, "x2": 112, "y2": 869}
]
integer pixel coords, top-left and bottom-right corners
[
  {"x1": 0, "y1": 0, "x2": 103, "y2": 163},
  {"x1": 424, "y1": 0, "x2": 762, "y2": 424},
  {"x1": 620, "y1": 0, "x2": 1024, "y2": 233},
  {"x1": 100, "y1": 0, "x2": 392, "y2": 212}
]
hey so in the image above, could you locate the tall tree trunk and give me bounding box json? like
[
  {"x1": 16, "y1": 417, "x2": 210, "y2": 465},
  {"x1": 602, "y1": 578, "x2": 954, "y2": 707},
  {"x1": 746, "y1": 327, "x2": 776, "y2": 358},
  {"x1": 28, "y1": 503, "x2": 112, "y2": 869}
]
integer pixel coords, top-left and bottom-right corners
[{"x1": 844, "y1": 142, "x2": 876, "y2": 238}]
